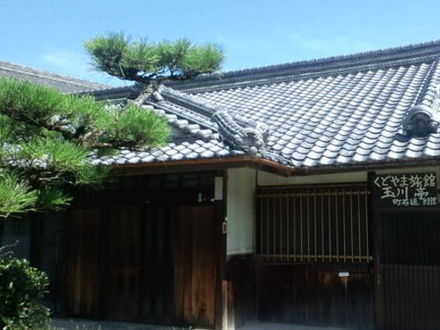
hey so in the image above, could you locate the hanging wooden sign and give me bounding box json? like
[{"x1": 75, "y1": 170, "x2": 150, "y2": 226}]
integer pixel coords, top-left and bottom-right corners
[{"x1": 373, "y1": 172, "x2": 438, "y2": 208}]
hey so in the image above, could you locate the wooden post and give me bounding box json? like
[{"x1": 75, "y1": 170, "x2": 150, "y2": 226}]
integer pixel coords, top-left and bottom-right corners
[
  {"x1": 221, "y1": 280, "x2": 235, "y2": 330},
  {"x1": 215, "y1": 170, "x2": 229, "y2": 330}
]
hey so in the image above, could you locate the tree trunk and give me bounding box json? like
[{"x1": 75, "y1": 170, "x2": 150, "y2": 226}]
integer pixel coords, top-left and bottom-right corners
[{"x1": 133, "y1": 81, "x2": 159, "y2": 106}]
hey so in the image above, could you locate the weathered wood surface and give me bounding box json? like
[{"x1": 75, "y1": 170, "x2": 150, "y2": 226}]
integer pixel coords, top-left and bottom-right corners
[
  {"x1": 257, "y1": 265, "x2": 374, "y2": 329},
  {"x1": 106, "y1": 206, "x2": 141, "y2": 320},
  {"x1": 64, "y1": 203, "x2": 218, "y2": 328},
  {"x1": 175, "y1": 205, "x2": 217, "y2": 328},
  {"x1": 140, "y1": 206, "x2": 175, "y2": 322},
  {"x1": 65, "y1": 208, "x2": 106, "y2": 317},
  {"x1": 376, "y1": 211, "x2": 440, "y2": 330},
  {"x1": 225, "y1": 256, "x2": 256, "y2": 328}
]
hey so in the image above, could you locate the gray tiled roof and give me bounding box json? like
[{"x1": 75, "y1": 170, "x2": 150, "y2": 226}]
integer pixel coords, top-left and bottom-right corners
[
  {"x1": 90, "y1": 40, "x2": 440, "y2": 170},
  {"x1": 90, "y1": 139, "x2": 242, "y2": 166},
  {"x1": 0, "y1": 61, "x2": 109, "y2": 93}
]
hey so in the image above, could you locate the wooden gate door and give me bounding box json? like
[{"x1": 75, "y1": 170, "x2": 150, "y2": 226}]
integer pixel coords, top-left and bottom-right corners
[
  {"x1": 65, "y1": 208, "x2": 106, "y2": 317},
  {"x1": 174, "y1": 205, "x2": 217, "y2": 328},
  {"x1": 106, "y1": 205, "x2": 141, "y2": 320},
  {"x1": 65, "y1": 206, "x2": 142, "y2": 320},
  {"x1": 140, "y1": 206, "x2": 175, "y2": 323},
  {"x1": 376, "y1": 211, "x2": 440, "y2": 330}
]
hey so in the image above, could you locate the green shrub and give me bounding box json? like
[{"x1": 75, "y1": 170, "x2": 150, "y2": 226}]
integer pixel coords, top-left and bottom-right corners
[{"x1": 0, "y1": 257, "x2": 50, "y2": 329}]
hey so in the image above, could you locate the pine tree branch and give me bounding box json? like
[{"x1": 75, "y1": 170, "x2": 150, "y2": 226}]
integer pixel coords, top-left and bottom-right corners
[{"x1": 132, "y1": 81, "x2": 159, "y2": 106}]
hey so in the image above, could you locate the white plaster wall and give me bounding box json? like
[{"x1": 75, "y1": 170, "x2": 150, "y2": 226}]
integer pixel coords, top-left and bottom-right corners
[
  {"x1": 257, "y1": 170, "x2": 367, "y2": 186},
  {"x1": 226, "y1": 168, "x2": 256, "y2": 256}
]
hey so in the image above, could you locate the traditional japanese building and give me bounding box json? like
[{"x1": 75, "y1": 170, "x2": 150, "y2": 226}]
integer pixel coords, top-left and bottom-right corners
[{"x1": 2, "y1": 41, "x2": 440, "y2": 330}]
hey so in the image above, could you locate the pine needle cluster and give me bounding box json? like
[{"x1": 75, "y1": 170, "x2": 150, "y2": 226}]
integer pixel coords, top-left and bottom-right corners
[
  {"x1": 0, "y1": 79, "x2": 169, "y2": 217},
  {"x1": 85, "y1": 33, "x2": 224, "y2": 83}
]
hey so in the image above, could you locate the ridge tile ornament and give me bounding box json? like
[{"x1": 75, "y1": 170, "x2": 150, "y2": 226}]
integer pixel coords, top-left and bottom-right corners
[
  {"x1": 373, "y1": 173, "x2": 438, "y2": 208},
  {"x1": 213, "y1": 110, "x2": 270, "y2": 156}
]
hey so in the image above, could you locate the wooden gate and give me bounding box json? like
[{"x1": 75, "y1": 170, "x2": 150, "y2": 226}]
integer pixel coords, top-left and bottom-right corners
[
  {"x1": 175, "y1": 205, "x2": 217, "y2": 328},
  {"x1": 65, "y1": 208, "x2": 106, "y2": 317},
  {"x1": 65, "y1": 206, "x2": 142, "y2": 319},
  {"x1": 64, "y1": 203, "x2": 218, "y2": 328},
  {"x1": 376, "y1": 210, "x2": 440, "y2": 330},
  {"x1": 106, "y1": 206, "x2": 141, "y2": 320}
]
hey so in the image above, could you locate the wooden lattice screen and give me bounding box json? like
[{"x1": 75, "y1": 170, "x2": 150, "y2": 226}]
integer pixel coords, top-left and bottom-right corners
[{"x1": 257, "y1": 184, "x2": 372, "y2": 263}]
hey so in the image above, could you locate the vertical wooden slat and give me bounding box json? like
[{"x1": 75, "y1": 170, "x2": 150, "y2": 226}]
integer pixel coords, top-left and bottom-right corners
[
  {"x1": 328, "y1": 187, "x2": 331, "y2": 261},
  {"x1": 266, "y1": 195, "x2": 269, "y2": 258},
  {"x1": 286, "y1": 193, "x2": 290, "y2": 261},
  {"x1": 350, "y1": 190, "x2": 354, "y2": 262},
  {"x1": 306, "y1": 188, "x2": 310, "y2": 259},
  {"x1": 357, "y1": 188, "x2": 361, "y2": 261},
  {"x1": 321, "y1": 189, "x2": 325, "y2": 262},
  {"x1": 314, "y1": 188, "x2": 318, "y2": 262},
  {"x1": 293, "y1": 191, "x2": 297, "y2": 262},
  {"x1": 300, "y1": 190, "x2": 303, "y2": 262},
  {"x1": 335, "y1": 191, "x2": 339, "y2": 262},
  {"x1": 365, "y1": 189, "x2": 369, "y2": 259},
  {"x1": 272, "y1": 195, "x2": 276, "y2": 260},
  {"x1": 259, "y1": 195, "x2": 264, "y2": 256},
  {"x1": 342, "y1": 189, "x2": 346, "y2": 262},
  {"x1": 280, "y1": 192, "x2": 283, "y2": 260}
]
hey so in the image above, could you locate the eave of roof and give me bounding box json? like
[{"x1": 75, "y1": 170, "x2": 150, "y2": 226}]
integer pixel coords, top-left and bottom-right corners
[{"x1": 110, "y1": 153, "x2": 440, "y2": 177}]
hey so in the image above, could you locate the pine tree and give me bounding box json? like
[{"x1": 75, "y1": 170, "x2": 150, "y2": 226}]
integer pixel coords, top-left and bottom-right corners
[
  {"x1": 84, "y1": 33, "x2": 224, "y2": 104},
  {"x1": 0, "y1": 33, "x2": 224, "y2": 217}
]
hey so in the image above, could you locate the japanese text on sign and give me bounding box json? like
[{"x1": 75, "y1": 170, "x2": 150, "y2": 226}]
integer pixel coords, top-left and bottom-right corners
[{"x1": 373, "y1": 173, "x2": 437, "y2": 208}]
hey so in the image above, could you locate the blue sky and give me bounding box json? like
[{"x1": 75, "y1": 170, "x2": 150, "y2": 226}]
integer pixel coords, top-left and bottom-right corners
[{"x1": 2, "y1": 0, "x2": 440, "y2": 86}]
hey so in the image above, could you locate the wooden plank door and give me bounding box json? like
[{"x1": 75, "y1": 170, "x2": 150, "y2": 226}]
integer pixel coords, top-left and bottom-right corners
[
  {"x1": 65, "y1": 208, "x2": 106, "y2": 317},
  {"x1": 106, "y1": 205, "x2": 141, "y2": 320},
  {"x1": 65, "y1": 206, "x2": 142, "y2": 320},
  {"x1": 140, "y1": 206, "x2": 175, "y2": 322},
  {"x1": 174, "y1": 205, "x2": 217, "y2": 328},
  {"x1": 376, "y1": 211, "x2": 440, "y2": 330}
]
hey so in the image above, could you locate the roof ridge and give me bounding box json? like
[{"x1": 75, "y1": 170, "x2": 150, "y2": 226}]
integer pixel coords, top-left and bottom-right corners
[
  {"x1": 160, "y1": 86, "x2": 220, "y2": 116},
  {"x1": 414, "y1": 58, "x2": 440, "y2": 107},
  {"x1": 222, "y1": 40, "x2": 440, "y2": 77},
  {"x1": 82, "y1": 84, "x2": 138, "y2": 98},
  {"x1": 0, "y1": 60, "x2": 109, "y2": 89},
  {"x1": 170, "y1": 39, "x2": 440, "y2": 91}
]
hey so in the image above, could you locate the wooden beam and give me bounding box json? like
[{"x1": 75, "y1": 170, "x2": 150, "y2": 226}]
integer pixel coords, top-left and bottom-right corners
[
  {"x1": 110, "y1": 156, "x2": 292, "y2": 177},
  {"x1": 109, "y1": 154, "x2": 440, "y2": 179}
]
